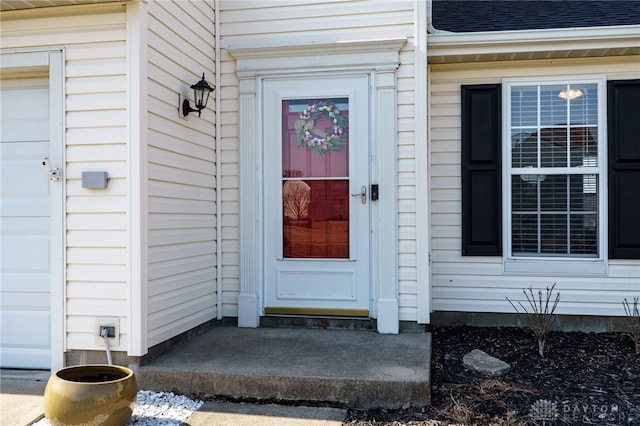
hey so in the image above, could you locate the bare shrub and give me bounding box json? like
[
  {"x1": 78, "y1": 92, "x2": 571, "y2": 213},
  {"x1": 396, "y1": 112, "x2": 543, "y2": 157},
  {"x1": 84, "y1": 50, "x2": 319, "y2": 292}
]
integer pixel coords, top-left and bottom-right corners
[
  {"x1": 622, "y1": 297, "x2": 640, "y2": 355},
  {"x1": 506, "y1": 284, "x2": 560, "y2": 358}
]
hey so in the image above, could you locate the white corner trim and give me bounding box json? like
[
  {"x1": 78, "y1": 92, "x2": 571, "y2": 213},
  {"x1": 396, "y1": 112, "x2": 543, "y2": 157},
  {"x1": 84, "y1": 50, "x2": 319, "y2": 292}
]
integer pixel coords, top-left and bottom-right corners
[
  {"x1": 428, "y1": 25, "x2": 640, "y2": 57},
  {"x1": 48, "y1": 50, "x2": 65, "y2": 371},
  {"x1": 415, "y1": 0, "x2": 431, "y2": 324},
  {"x1": 226, "y1": 38, "x2": 407, "y2": 76},
  {"x1": 127, "y1": 0, "x2": 148, "y2": 356}
]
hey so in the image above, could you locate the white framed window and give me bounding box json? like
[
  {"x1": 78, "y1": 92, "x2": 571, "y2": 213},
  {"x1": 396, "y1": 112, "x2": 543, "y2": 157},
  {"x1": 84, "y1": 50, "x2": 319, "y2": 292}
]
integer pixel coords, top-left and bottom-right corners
[{"x1": 503, "y1": 77, "x2": 606, "y2": 274}]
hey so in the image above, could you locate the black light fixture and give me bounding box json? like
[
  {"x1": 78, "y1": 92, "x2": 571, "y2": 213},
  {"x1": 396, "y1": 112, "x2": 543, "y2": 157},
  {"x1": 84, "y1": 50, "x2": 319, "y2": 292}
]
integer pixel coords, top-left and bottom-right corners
[{"x1": 182, "y1": 73, "x2": 214, "y2": 117}]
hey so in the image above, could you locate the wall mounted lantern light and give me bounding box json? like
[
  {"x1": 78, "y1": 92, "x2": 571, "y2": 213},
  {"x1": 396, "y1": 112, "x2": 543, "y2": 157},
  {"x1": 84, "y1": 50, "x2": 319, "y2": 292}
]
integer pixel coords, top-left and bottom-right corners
[{"x1": 182, "y1": 73, "x2": 214, "y2": 117}]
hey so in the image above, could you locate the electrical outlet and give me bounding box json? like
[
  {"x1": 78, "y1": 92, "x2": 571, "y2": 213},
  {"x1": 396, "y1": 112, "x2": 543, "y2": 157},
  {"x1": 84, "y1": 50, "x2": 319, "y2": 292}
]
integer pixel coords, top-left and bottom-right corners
[
  {"x1": 95, "y1": 318, "x2": 120, "y2": 346},
  {"x1": 99, "y1": 325, "x2": 116, "y2": 338}
]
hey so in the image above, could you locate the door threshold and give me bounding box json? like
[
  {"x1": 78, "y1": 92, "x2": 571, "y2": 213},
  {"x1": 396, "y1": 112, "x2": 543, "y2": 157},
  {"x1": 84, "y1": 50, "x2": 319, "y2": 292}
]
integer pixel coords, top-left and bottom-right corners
[
  {"x1": 264, "y1": 307, "x2": 369, "y2": 317},
  {"x1": 261, "y1": 314, "x2": 376, "y2": 331}
]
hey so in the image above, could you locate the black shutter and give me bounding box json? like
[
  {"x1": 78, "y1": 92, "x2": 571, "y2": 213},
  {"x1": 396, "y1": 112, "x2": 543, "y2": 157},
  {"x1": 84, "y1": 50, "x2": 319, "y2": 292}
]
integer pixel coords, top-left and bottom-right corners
[
  {"x1": 608, "y1": 79, "x2": 640, "y2": 259},
  {"x1": 461, "y1": 84, "x2": 502, "y2": 256}
]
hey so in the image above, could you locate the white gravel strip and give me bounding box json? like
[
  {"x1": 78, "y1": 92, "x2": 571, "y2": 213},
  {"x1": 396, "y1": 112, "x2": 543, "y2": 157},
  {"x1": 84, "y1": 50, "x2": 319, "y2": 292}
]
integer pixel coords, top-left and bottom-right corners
[{"x1": 34, "y1": 390, "x2": 203, "y2": 426}]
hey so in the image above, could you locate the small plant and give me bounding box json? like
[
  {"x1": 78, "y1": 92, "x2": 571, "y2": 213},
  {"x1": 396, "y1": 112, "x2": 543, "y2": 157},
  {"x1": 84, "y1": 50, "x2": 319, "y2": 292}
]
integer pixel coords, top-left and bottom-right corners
[
  {"x1": 507, "y1": 284, "x2": 560, "y2": 358},
  {"x1": 622, "y1": 296, "x2": 640, "y2": 355}
]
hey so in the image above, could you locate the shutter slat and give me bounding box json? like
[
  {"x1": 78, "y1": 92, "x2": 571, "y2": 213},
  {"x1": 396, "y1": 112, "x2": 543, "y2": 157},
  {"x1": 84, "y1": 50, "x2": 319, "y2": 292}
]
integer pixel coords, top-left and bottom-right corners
[
  {"x1": 608, "y1": 79, "x2": 640, "y2": 259},
  {"x1": 461, "y1": 84, "x2": 502, "y2": 256}
]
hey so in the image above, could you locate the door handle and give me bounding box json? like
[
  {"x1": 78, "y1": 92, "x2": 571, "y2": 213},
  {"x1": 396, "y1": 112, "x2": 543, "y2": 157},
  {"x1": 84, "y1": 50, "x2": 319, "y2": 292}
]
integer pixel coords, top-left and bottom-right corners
[
  {"x1": 42, "y1": 157, "x2": 61, "y2": 182},
  {"x1": 351, "y1": 185, "x2": 366, "y2": 204}
]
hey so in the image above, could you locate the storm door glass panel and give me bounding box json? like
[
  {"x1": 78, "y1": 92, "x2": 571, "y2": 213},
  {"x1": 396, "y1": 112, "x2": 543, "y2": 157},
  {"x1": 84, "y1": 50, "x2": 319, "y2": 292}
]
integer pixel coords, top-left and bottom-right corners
[{"x1": 282, "y1": 98, "x2": 349, "y2": 258}]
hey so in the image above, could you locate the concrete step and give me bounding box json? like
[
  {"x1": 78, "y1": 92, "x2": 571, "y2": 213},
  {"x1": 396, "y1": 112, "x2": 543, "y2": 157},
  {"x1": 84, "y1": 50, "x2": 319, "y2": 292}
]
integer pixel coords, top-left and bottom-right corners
[{"x1": 136, "y1": 327, "x2": 431, "y2": 409}]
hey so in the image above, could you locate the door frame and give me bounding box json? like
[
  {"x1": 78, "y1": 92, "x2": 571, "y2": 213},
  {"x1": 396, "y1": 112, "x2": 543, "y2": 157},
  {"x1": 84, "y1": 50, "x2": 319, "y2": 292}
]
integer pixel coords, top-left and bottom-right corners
[
  {"x1": 228, "y1": 38, "x2": 405, "y2": 333},
  {"x1": 1, "y1": 50, "x2": 65, "y2": 369}
]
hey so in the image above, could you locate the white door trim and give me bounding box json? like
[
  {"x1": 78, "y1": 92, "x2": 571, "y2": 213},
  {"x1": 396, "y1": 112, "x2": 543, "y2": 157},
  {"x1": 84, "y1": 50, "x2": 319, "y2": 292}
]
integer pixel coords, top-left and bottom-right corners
[
  {"x1": 0, "y1": 50, "x2": 65, "y2": 369},
  {"x1": 228, "y1": 38, "x2": 405, "y2": 333}
]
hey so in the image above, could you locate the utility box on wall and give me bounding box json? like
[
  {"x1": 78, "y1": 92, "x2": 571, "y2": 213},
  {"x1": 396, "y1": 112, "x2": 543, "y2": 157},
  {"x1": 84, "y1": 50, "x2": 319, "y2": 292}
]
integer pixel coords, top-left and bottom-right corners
[{"x1": 82, "y1": 171, "x2": 109, "y2": 189}]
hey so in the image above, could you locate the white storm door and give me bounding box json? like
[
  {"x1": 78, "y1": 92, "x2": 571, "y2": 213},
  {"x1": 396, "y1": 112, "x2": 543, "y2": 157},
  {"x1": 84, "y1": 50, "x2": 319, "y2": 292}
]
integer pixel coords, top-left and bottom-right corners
[
  {"x1": 0, "y1": 77, "x2": 52, "y2": 369},
  {"x1": 263, "y1": 76, "x2": 371, "y2": 316}
]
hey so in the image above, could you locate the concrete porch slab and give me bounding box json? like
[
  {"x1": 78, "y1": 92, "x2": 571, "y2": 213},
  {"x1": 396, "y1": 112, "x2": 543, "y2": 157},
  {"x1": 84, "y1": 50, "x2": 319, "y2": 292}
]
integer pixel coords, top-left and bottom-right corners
[{"x1": 136, "y1": 327, "x2": 431, "y2": 409}]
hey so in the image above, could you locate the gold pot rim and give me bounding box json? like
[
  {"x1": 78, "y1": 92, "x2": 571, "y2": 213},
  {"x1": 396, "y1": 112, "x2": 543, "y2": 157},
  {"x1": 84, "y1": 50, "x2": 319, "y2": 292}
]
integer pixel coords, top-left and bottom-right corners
[{"x1": 53, "y1": 364, "x2": 134, "y2": 384}]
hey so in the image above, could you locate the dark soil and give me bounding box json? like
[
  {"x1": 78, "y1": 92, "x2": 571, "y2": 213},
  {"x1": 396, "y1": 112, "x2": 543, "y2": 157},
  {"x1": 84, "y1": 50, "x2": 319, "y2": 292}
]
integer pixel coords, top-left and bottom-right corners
[{"x1": 344, "y1": 326, "x2": 640, "y2": 425}]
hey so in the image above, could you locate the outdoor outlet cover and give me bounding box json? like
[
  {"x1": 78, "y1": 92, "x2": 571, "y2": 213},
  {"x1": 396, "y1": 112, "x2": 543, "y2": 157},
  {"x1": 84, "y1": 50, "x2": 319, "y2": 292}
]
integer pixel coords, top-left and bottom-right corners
[{"x1": 95, "y1": 318, "x2": 120, "y2": 347}]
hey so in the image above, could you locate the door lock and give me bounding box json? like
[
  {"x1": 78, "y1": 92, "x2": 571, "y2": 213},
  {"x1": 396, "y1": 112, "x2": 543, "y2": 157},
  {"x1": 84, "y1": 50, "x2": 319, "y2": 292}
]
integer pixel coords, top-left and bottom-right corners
[
  {"x1": 351, "y1": 185, "x2": 366, "y2": 204},
  {"x1": 42, "y1": 157, "x2": 61, "y2": 182}
]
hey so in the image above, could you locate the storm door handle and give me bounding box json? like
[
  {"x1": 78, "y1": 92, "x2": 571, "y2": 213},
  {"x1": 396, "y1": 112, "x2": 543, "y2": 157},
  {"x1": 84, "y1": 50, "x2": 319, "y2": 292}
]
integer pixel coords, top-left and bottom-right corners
[{"x1": 351, "y1": 185, "x2": 366, "y2": 204}]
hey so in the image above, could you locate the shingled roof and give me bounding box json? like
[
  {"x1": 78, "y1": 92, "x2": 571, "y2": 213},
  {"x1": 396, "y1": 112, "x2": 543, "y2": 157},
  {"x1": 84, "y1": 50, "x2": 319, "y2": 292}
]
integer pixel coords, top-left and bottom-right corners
[{"x1": 432, "y1": 0, "x2": 640, "y2": 33}]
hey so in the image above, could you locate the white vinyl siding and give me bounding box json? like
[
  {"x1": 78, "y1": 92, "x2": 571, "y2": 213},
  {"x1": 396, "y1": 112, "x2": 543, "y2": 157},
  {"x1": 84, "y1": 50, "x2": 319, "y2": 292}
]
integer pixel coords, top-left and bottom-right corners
[
  {"x1": 220, "y1": 0, "x2": 419, "y2": 321},
  {"x1": 1, "y1": 3, "x2": 130, "y2": 350},
  {"x1": 145, "y1": 0, "x2": 217, "y2": 347},
  {"x1": 430, "y1": 57, "x2": 640, "y2": 316}
]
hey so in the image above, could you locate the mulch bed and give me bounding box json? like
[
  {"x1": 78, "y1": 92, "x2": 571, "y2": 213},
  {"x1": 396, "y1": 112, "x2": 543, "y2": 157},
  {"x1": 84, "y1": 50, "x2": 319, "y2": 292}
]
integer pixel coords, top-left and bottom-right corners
[{"x1": 344, "y1": 326, "x2": 640, "y2": 425}]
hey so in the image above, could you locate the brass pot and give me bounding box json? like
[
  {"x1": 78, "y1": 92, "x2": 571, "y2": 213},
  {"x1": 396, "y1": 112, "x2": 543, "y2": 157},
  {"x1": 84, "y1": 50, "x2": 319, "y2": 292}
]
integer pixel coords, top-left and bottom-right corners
[{"x1": 44, "y1": 364, "x2": 137, "y2": 426}]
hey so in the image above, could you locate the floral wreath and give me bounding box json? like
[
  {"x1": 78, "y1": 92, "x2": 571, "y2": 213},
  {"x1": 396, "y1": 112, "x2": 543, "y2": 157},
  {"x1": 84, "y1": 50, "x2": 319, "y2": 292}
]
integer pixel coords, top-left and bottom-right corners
[{"x1": 294, "y1": 100, "x2": 348, "y2": 155}]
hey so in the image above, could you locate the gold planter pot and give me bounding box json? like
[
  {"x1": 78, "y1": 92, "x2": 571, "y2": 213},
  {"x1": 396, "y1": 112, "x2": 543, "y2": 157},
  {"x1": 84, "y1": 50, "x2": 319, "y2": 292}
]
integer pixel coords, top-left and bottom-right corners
[{"x1": 44, "y1": 364, "x2": 137, "y2": 426}]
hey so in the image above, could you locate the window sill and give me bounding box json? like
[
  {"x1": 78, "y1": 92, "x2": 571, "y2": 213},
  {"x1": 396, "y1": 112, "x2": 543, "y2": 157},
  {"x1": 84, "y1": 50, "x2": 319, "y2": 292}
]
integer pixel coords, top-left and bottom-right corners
[{"x1": 503, "y1": 258, "x2": 607, "y2": 275}]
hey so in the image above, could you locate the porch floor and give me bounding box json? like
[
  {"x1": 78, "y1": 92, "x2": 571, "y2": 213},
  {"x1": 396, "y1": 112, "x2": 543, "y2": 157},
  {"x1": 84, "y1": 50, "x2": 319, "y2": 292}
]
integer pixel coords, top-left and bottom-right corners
[{"x1": 136, "y1": 325, "x2": 431, "y2": 409}]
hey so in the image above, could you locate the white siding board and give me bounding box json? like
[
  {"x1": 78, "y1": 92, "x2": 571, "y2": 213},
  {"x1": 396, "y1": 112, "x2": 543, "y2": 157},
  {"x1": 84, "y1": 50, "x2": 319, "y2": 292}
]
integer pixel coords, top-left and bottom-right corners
[
  {"x1": 147, "y1": 270, "x2": 216, "y2": 298},
  {"x1": 66, "y1": 110, "x2": 127, "y2": 129},
  {"x1": 148, "y1": 164, "x2": 214, "y2": 189},
  {"x1": 148, "y1": 146, "x2": 215, "y2": 174},
  {"x1": 145, "y1": 0, "x2": 217, "y2": 345},
  {"x1": 430, "y1": 57, "x2": 640, "y2": 318},
  {"x1": 67, "y1": 265, "x2": 127, "y2": 284},
  {"x1": 67, "y1": 298, "x2": 128, "y2": 317},
  {"x1": 147, "y1": 130, "x2": 214, "y2": 161},
  {"x1": 66, "y1": 283, "x2": 128, "y2": 301},
  {"x1": 148, "y1": 228, "x2": 216, "y2": 246},
  {"x1": 148, "y1": 242, "x2": 215, "y2": 265},
  {"x1": 67, "y1": 247, "x2": 128, "y2": 265},
  {"x1": 148, "y1": 198, "x2": 215, "y2": 215},
  {"x1": 66, "y1": 214, "x2": 126, "y2": 231},
  {"x1": 148, "y1": 282, "x2": 215, "y2": 312},
  {"x1": 66, "y1": 92, "x2": 126, "y2": 112},
  {"x1": 66, "y1": 230, "x2": 127, "y2": 248}
]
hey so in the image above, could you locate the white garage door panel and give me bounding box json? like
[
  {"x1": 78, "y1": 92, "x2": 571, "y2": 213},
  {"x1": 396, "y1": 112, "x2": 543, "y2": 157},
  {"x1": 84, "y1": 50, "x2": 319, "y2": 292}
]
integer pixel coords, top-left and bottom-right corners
[
  {"x1": 0, "y1": 82, "x2": 48, "y2": 142},
  {"x1": 1, "y1": 121, "x2": 50, "y2": 143},
  {"x1": 1, "y1": 141, "x2": 50, "y2": 217},
  {"x1": 0, "y1": 294, "x2": 50, "y2": 368},
  {"x1": 2, "y1": 235, "x2": 50, "y2": 273},
  {"x1": 2, "y1": 217, "x2": 50, "y2": 275},
  {"x1": 1, "y1": 273, "x2": 49, "y2": 294},
  {"x1": 1, "y1": 75, "x2": 52, "y2": 369}
]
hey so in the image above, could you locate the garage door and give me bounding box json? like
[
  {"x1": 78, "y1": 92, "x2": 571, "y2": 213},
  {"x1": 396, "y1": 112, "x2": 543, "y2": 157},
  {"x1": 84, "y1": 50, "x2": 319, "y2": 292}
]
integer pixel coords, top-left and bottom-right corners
[{"x1": 1, "y1": 77, "x2": 52, "y2": 369}]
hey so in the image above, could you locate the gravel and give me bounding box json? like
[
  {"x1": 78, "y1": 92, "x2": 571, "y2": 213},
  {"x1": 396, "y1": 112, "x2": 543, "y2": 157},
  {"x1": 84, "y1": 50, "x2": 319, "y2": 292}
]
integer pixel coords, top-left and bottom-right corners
[{"x1": 34, "y1": 390, "x2": 203, "y2": 426}]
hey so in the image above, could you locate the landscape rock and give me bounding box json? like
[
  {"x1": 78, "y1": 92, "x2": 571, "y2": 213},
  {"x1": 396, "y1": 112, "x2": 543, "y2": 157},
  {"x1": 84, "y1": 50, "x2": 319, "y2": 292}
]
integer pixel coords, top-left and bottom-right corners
[{"x1": 463, "y1": 349, "x2": 511, "y2": 376}]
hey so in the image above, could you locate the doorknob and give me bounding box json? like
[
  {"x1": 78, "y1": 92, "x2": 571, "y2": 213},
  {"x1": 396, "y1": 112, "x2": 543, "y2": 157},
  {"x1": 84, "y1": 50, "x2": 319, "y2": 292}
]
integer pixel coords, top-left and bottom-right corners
[
  {"x1": 42, "y1": 157, "x2": 61, "y2": 182},
  {"x1": 351, "y1": 185, "x2": 366, "y2": 204}
]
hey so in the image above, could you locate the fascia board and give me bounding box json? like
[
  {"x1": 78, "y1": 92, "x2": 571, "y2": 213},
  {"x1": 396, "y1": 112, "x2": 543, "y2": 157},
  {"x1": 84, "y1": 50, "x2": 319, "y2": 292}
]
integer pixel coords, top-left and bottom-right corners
[{"x1": 427, "y1": 25, "x2": 640, "y2": 57}]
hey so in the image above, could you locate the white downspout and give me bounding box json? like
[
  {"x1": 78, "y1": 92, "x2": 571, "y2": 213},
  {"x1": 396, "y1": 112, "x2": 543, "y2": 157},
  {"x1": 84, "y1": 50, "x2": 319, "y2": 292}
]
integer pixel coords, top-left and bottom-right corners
[
  {"x1": 215, "y1": 0, "x2": 223, "y2": 320},
  {"x1": 427, "y1": 0, "x2": 453, "y2": 34}
]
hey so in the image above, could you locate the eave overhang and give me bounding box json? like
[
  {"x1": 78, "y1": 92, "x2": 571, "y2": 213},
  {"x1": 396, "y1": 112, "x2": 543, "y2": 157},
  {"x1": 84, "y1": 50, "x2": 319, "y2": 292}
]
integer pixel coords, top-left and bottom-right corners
[{"x1": 428, "y1": 25, "x2": 640, "y2": 64}]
